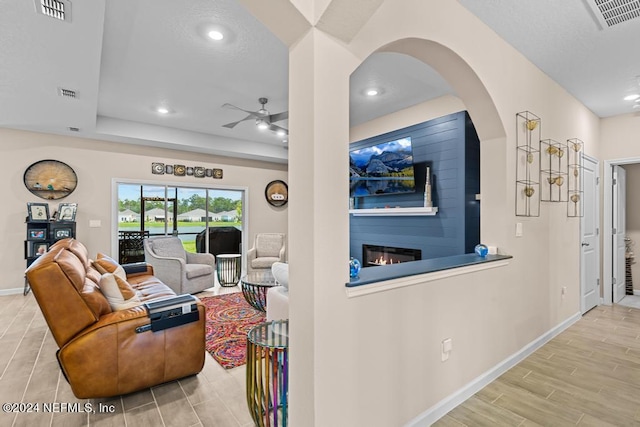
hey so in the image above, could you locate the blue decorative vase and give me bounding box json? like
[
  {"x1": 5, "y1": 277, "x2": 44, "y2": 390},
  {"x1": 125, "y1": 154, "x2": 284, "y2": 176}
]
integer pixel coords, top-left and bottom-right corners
[
  {"x1": 349, "y1": 257, "x2": 361, "y2": 278},
  {"x1": 475, "y1": 244, "x2": 488, "y2": 258}
]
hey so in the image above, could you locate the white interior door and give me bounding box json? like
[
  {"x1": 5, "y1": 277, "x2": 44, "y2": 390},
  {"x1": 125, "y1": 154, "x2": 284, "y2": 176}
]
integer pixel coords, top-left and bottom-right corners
[
  {"x1": 581, "y1": 156, "x2": 599, "y2": 313},
  {"x1": 613, "y1": 165, "x2": 627, "y2": 303}
]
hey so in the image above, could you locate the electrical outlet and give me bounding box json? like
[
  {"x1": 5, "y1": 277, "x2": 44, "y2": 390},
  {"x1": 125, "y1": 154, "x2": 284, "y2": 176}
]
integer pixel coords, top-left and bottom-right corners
[
  {"x1": 561, "y1": 286, "x2": 566, "y2": 296},
  {"x1": 516, "y1": 222, "x2": 523, "y2": 237}
]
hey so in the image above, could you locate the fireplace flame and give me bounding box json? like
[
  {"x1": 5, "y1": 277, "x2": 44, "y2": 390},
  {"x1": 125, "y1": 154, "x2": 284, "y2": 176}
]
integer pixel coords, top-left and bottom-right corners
[{"x1": 373, "y1": 256, "x2": 399, "y2": 265}]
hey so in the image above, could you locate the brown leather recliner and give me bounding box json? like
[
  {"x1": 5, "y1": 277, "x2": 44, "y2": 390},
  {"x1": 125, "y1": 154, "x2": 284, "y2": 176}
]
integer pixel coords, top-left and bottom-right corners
[{"x1": 25, "y1": 238, "x2": 206, "y2": 399}]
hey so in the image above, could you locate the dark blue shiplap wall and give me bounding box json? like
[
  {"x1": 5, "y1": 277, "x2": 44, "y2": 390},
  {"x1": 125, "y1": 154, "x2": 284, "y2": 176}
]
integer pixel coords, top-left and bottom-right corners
[{"x1": 349, "y1": 111, "x2": 480, "y2": 262}]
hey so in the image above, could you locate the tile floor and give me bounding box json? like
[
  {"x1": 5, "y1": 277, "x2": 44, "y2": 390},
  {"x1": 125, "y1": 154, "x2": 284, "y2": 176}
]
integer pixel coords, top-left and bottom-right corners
[
  {"x1": 617, "y1": 294, "x2": 640, "y2": 309},
  {"x1": 0, "y1": 283, "x2": 254, "y2": 427}
]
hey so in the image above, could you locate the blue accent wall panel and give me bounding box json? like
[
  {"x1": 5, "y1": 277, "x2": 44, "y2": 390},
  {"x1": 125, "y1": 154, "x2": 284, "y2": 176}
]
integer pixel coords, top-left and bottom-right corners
[{"x1": 350, "y1": 111, "x2": 480, "y2": 262}]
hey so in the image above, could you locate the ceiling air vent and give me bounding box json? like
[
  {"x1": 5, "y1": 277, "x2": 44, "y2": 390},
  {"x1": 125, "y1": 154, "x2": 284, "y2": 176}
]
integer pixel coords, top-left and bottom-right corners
[
  {"x1": 58, "y1": 87, "x2": 76, "y2": 99},
  {"x1": 584, "y1": 0, "x2": 640, "y2": 29},
  {"x1": 34, "y1": 0, "x2": 72, "y2": 23}
]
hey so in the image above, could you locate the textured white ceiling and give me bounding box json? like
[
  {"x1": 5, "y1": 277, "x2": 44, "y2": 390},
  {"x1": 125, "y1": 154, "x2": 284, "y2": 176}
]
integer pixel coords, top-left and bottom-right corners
[
  {"x1": 458, "y1": 0, "x2": 640, "y2": 118},
  {"x1": 0, "y1": 0, "x2": 439, "y2": 163},
  {"x1": 2, "y1": 0, "x2": 637, "y2": 164}
]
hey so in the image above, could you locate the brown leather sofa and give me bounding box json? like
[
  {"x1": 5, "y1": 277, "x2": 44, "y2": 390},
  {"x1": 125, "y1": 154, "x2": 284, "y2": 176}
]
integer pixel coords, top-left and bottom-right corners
[{"x1": 25, "y1": 238, "x2": 206, "y2": 399}]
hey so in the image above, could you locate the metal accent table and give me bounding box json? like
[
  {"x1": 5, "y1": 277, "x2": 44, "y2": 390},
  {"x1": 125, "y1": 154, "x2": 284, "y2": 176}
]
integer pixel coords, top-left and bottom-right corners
[
  {"x1": 246, "y1": 320, "x2": 289, "y2": 427},
  {"x1": 241, "y1": 271, "x2": 276, "y2": 312},
  {"x1": 216, "y1": 253, "x2": 241, "y2": 286}
]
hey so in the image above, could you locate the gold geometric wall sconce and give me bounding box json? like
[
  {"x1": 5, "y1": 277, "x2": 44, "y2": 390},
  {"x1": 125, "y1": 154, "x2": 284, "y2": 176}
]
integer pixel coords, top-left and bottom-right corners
[
  {"x1": 516, "y1": 111, "x2": 541, "y2": 217},
  {"x1": 567, "y1": 138, "x2": 583, "y2": 217},
  {"x1": 540, "y1": 138, "x2": 568, "y2": 203}
]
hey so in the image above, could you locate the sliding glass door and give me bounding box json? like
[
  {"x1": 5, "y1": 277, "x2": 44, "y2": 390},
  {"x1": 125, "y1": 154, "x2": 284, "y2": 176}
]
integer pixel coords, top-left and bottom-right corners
[{"x1": 116, "y1": 182, "x2": 244, "y2": 265}]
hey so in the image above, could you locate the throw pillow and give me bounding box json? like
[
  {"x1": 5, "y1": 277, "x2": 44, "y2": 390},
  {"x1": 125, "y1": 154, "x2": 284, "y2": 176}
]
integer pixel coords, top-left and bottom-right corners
[
  {"x1": 99, "y1": 273, "x2": 141, "y2": 311},
  {"x1": 271, "y1": 262, "x2": 289, "y2": 289},
  {"x1": 93, "y1": 253, "x2": 127, "y2": 280}
]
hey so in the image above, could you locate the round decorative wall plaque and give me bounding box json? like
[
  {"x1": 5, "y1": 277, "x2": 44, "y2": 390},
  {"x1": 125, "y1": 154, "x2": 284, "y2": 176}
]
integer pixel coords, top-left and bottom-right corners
[
  {"x1": 265, "y1": 180, "x2": 288, "y2": 207},
  {"x1": 23, "y1": 159, "x2": 78, "y2": 200}
]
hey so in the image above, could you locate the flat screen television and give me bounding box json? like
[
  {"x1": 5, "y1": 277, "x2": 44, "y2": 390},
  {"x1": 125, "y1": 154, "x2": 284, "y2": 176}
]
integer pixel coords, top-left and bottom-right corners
[{"x1": 349, "y1": 136, "x2": 416, "y2": 197}]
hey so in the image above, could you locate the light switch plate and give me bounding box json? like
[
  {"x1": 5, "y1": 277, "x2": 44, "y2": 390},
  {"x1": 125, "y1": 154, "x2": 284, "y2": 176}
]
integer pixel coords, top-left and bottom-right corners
[
  {"x1": 515, "y1": 222, "x2": 523, "y2": 237},
  {"x1": 89, "y1": 220, "x2": 101, "y2": 228}
]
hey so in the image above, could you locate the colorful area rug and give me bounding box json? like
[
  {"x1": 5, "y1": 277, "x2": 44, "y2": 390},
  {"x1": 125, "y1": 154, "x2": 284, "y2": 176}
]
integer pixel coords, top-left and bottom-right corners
[{"x1": 201, "y1": 292, "x2": 265, "y2": 369}]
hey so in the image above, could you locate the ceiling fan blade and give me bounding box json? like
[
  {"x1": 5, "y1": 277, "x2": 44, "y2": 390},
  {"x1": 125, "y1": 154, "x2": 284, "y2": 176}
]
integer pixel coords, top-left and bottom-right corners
[
  {"x1": 221, "y1": 103, "x2": 260, "y2": 116},
  {"x1": 269, "y1": 111, "x2": 288, "y2": 123},
  {"x1": 222, "y1": 114, "x2": 255, "y2": 129},
  {"x1": 269, "y1": 123, "x2": 289, "y2": 134}
]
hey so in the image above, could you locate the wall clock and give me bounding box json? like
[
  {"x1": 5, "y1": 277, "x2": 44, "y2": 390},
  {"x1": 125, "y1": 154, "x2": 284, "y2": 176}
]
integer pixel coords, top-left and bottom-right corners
[
  {"x1": 265, "y1": 180, "x2": 288, "y2": 207},
  {"x1": 23, "y1": 160, "x2": 78, "y2": 200}
]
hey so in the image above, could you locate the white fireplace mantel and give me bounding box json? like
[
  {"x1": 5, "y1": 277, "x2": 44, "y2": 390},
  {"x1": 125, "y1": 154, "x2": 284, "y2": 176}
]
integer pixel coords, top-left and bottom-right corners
[{"x1": 349, "y1": 207, "x2": 438, "y2": 216}]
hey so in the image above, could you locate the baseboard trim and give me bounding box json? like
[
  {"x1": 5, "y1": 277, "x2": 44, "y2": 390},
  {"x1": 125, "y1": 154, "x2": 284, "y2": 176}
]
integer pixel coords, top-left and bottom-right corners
[
  {"x1": 404, "y1": 311, "x2": 582, "y2": 427},
  {"x1": 0, "y1": 288, "x2": 26, "y2": 296}
]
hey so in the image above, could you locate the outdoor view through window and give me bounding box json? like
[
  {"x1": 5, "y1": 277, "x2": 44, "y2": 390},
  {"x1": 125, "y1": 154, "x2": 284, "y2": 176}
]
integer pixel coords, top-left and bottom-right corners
[{"x1": 117, "y1": 183, "x2": 243, "y2": 263}]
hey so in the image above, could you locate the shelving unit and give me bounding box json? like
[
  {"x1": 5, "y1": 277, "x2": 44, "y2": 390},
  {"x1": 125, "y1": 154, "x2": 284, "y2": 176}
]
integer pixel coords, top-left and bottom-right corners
[
  {"x1": 349, "y1": 207, "x2": 438, "y2": 216},
  {"x1": 24, "y1": 220, "x2": 76, "y2": 295}
]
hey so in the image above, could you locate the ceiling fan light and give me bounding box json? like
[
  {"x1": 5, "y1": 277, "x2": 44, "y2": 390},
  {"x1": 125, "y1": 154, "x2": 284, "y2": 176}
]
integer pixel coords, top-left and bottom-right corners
[
  {"x1": 366, "y1": 89, "x2": 379, "y2": 96},
  {"x1": 276, "y1": 129, "x2": 286, "y2": 137},
  {"x1": 256, "y1": 119, "x2": 269, "y2": 130},
  {"x1": 157, "y1": 107, "x2": 170, "y2": 114}
]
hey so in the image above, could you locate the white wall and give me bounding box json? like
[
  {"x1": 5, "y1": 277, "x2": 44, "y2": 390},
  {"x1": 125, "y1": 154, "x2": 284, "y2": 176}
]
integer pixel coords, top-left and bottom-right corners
[
  {"x1": 1, "y1": 128, "x2": 288, "y2": 293},
  {"x1": 282, "y1": 1, "x2": 601, "y2": 426}
]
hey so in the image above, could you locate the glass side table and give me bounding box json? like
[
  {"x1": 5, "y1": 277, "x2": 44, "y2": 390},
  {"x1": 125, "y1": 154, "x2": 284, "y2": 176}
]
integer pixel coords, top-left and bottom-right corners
[
  {"x1": 246, "y1": 320, "x2": 289, "y2": 427},
  {"x1": 216, "y1": 253, "x2": 241, "y2": 286},
  {"x1": 241, "y1": 271, "x2": 276, "y2": 311}
]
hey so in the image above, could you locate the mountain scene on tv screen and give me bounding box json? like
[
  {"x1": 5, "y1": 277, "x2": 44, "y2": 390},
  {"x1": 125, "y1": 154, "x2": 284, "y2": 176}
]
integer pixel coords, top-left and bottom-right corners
[{"x1": 349, "y1": 138, "x2": 415, "y2": 196}]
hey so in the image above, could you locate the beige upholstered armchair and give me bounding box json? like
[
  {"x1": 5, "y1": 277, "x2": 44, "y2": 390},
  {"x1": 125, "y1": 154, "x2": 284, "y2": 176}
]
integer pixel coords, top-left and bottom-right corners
[
  {"x1": 143, "y1": 236, "x2": 215, "y2": 294},
  {"x1": 247, "y1": 233, "x2": 286, "y2": 271}
]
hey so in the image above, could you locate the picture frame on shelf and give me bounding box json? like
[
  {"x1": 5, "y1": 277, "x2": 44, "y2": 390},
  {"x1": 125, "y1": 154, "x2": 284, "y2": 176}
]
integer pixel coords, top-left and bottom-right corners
[
  {"x1": 57, "y1": 203, "x2": 77, "y2": 222},
  {"x1": 31, "y1": 242, "x2": 49, "y2": 257},
  {"x1": 54, "y1": 227, "x2": 73, "y2": 240},
  {"x1": 28, "y1": 228, "x2": 47, "y2": 240},
  {"x1": 27, "y1": 202, "x2": 49, "y2": 222}
]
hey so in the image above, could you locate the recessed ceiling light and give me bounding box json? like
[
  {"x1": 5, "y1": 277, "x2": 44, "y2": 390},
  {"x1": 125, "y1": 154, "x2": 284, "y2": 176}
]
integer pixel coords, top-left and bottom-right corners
[
  {"x1": 624, "y1": 94, "x2": 640, "y2": 101},
  {"x1": 157, "y1": 107, "x2": 170, "y2": 114},
  {"x1": 276, "y1": 129, "x2": 286, "y2": 137},
  {"x1": 208, "y1": 30, "x2": 224, "y2": 41},
  {"x1": 366, "y1": 89, "x2": 379, "y2": 96}
]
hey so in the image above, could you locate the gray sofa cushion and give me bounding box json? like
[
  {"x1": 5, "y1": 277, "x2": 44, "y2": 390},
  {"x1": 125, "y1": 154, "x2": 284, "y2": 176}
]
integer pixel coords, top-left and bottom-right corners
[
  {"x1": 151, "y1": 237, "x2": 186, "y2": 261},
  {"x1": 185, "y1": 264, "x2": 214, "y2": 279},
  {"x1": 251, "y1": 257, "x2": 280, "y2": 269},
  {"x1": 256, "y1": 234, "x2": 284, "y2": 257}
]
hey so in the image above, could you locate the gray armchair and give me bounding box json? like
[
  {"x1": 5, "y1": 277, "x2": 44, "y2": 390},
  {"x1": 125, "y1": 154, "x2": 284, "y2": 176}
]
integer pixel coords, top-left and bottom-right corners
[
  {"x1": 247, "y1": 233, "x2": 286, "y2": 271},
  {"x1": 143, "y1": 236, "x2": 215, "y2": 294}
]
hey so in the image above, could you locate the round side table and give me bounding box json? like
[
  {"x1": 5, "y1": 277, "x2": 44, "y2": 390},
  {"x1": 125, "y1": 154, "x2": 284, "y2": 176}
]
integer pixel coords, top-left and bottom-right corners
[
  {"x1": 240, "y1": 271, "x2": 276, "y2": 311},
  {"x1": 246, "y1": 320, "x2": 289, "y2": 427},
  {"x1": 216, "y1": 254, "x2": 241, "y2": 286}
]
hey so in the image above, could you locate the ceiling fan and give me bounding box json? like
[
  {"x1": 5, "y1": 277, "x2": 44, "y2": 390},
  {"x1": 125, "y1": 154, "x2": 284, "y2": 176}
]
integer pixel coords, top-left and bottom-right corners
[{"x1": 222, "y1": 97, "x2": 288, "y2": 136}]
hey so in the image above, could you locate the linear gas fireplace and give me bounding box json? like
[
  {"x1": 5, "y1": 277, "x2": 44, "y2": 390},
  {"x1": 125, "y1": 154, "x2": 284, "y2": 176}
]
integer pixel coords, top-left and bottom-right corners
[{"x1": 362, "y1": 244, "x2": 422, "y2": 267}]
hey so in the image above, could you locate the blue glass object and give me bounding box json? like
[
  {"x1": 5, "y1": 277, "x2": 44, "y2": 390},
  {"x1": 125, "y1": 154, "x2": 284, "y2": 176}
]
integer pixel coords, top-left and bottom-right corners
[
  {"x1": 475, "y1": 244, "x2": 488, "y2": 257},
  {"x1": 349, "y1": 257, "x2": 361, "y2": 278}
]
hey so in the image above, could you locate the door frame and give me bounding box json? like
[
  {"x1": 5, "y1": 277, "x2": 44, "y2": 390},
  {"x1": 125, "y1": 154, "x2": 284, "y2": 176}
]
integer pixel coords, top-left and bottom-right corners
[{"x1": 603, "y1": 157, "x2": 640, "y2": 305}]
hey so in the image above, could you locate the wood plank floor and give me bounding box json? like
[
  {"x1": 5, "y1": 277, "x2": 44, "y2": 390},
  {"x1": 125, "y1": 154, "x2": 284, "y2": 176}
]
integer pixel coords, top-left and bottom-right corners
[
  {"x1": 0, "y1": 287, "x2": 253, "y2": 427},
  {"x1": 434, "y1": 304, "x2": 640, "y2": 426}
]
